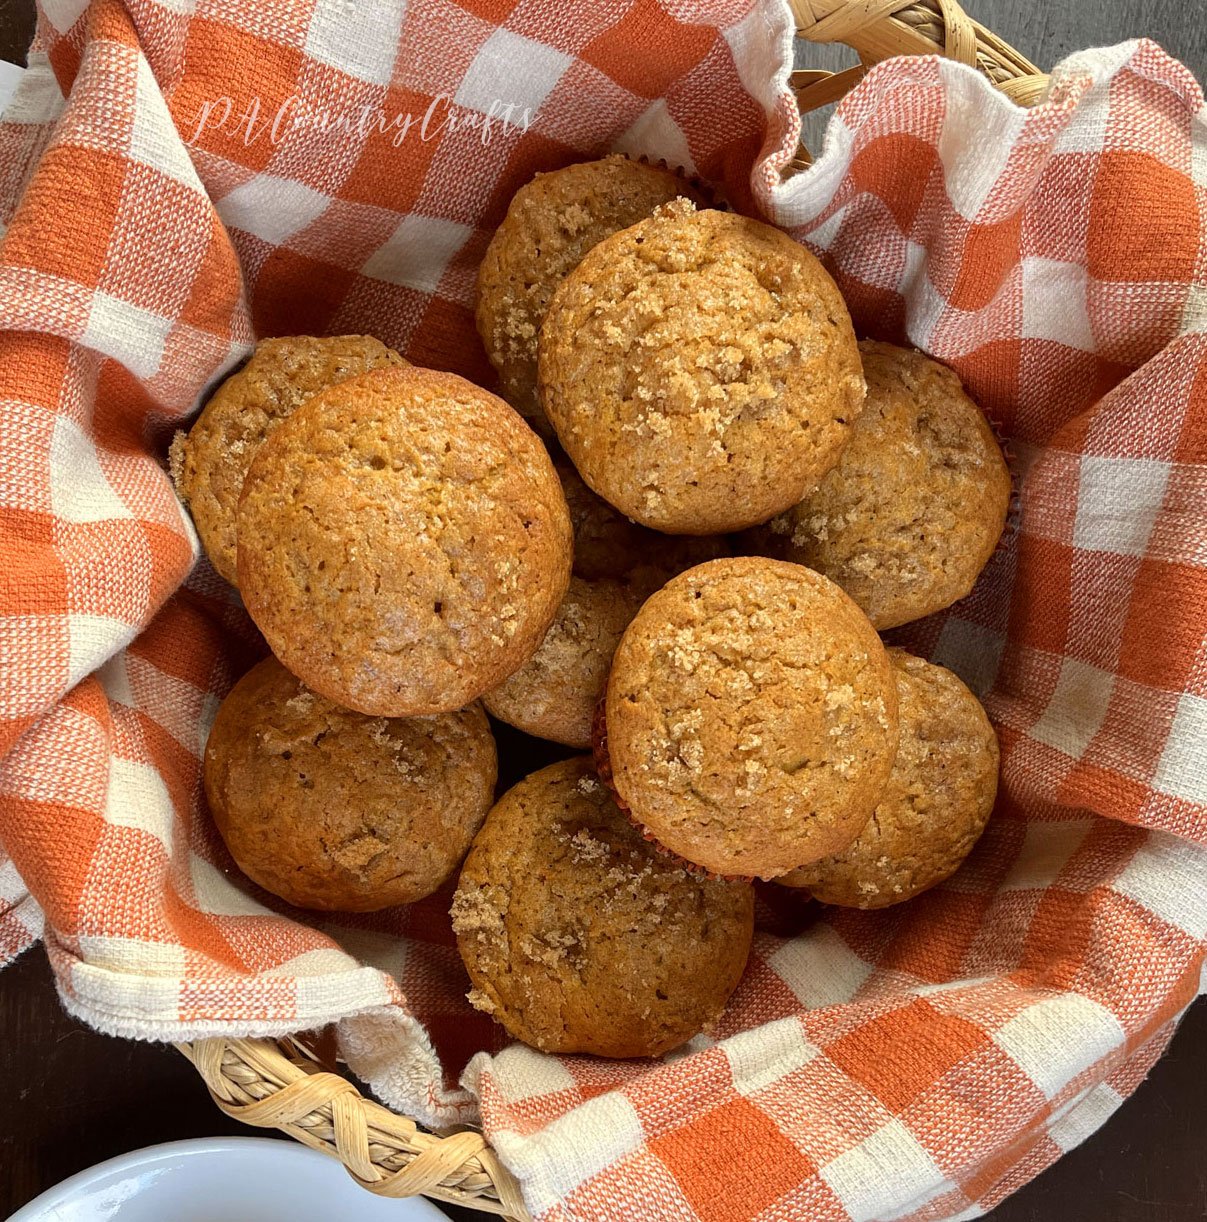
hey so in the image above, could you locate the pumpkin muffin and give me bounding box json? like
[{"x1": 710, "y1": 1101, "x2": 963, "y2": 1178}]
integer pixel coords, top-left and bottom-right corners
[
  {"x1": 557, "y1": 457, "x2": 728, "y2": 584},
  {"x1": 603, "y1": 557, "x2": 898, "y2": 878},
  {"x1": 204, "y1": 656, "x2": 497, "y2": 912},
  {"x1": 170, "y1": 335, "x2": 406, "y2": 584},
  {"x1": 452, "y1": 757, "x2": 754, "y2": 1057},
  {"x1": 743, "y1": 342, "x2": 1010, "y2": 629},
  {"x1": 483, "y1": 576, "x2": 643, "y2": 748},
  {"x1": 779, "y1": 649, "x2": 998, "y2": 906},
  {"x1": 539, "y1": 201, "x2": 865, "y2": 534},
  {"x1": 237, "y1": 366, "x2": 572, "y2": 717},
  {"x1": 477, "y1": 156, "x2": 706, "y2": 431}
]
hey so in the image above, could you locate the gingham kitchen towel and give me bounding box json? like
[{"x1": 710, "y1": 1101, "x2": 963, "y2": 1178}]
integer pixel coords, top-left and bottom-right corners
[{"x1": 0, "y1": 0, "x2": 1204, "y2": 1216}]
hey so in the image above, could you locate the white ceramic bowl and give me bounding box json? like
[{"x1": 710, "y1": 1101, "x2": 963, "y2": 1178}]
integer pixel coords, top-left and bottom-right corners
[{"x1": 8, "y1": 1137, "x2": 449, "y2": 1221}]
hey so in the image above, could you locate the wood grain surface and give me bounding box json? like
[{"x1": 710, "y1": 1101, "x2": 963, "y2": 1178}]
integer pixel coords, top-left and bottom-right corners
[{"x1": 0, "y1": 2, "x2": 1204, "y2": 1220}]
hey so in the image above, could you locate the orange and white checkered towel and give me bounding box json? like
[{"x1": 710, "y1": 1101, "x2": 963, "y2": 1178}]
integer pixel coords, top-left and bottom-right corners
[{"x1": 0, "y1": 0, "x2": 1204, "y2": 1217}]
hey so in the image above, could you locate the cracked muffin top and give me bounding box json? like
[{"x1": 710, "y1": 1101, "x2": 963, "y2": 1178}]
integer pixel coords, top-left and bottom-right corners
[
  {"x1": 204, "y1": 656, "x2": 497, "y2": 912},
  {"x1": 237, "y1": 365, "x2": 572, "y2": 717},
  {"x1": 538, "y1": 201, "x2": 865, "y2": 534},
  {"x1": 451, "y1": 756, "x2": 753, "y2": 1057},
  {"x1": 778, "y1": 649, "x2": 998, "y2": 906},
  {"x1": 603, "y1": 556, "x2": 898, "y2": 879},
  {"x1": 476, "y1": 155, "x2": 706, "y2": 433},
  {"x1": 743, "y1": 341, "x2": 1011, "y2": 629},
  {"x1": 171, "y1": 334, "x2": 406, "y2": 585}
]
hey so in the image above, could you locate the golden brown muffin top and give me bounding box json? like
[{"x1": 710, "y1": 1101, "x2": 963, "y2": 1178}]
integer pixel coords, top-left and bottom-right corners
[
  {"x1": 779, "y1": 649, "x2": 998, "y2": 906},
  {"x1": 477, "y1": 155, "x2": 706, "y2": 430},
  {"x1": 204, "y1": 656, "x2": 497, "y2": 912},
  {"x1": 745, "y1": 341, "x2": 1010, "y2": 629},
  {"x1": 483, "y1": 575, "x2": 643, "y2": 749},
  {"x1": 171, "y1": 335, "x2": 405, "y2": 584},
  {"x1": 237, "y1": 365, "x2": 572, "y2": 717},
  {"x1": 452, "y1": 757, "x2": 753, "y2": 1057},
  {"x1": 539, "y1": 201, "x2": 865, "y2": 534},
  {"x1": 605, "y1": 557, "x2": 898, "y2": 878}
]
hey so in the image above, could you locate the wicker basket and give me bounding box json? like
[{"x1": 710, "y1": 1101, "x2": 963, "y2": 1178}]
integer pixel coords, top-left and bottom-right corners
[{"x1": 178, "y1": 4, "x2": 1047, "y2": 1217}]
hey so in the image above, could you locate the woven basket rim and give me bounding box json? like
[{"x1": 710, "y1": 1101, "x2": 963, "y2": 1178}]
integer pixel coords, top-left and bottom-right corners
[
  {"x1": 180, "y1": 2, "x2": 1049, "y2": 1216},
  {"x1": 179, "y1": 1036, "x2": 530, "y2": 1217}
]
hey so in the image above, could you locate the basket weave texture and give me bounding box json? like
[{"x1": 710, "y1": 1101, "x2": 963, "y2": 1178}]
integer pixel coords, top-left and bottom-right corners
[{"x1": 0, "y1": 1, "x2": 1204, "y2": 1220}]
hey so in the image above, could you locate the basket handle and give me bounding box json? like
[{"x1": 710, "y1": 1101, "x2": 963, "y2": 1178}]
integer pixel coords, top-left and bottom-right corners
[
  {"x1": 790, "y1": 0, "x2": 1050, "y2": 128},
  {"x1": 179, "y1": 1037, "x2": 531, "y2": 1220}
]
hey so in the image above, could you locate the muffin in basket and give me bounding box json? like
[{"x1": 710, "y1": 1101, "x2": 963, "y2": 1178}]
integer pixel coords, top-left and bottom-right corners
[
  {"x1": 744, "y1": 341, "x2": 1011, "y2": 629},
  {"x1": 452, "y1": 757, "x2": 754, "y2": 1057},
  {"x1": 779, "y1": 648, "x2": 999, "y2": 907},
  {"x1": 237, "y1": 365, "x2": 572, "y2": 718},
  {"x1": 204, "y1": 657, "x2": 497, "y2": 911},
  {"x1": 482, "y1": 575, "x2": 644, "y2": 749},
  {"x1": 539, "y1": 201, "x2": 865, "y2": 534},
  {"x1": 600, "y1": 556, "x2": 899, "y2": 879},
  {"x1": 477, "y1": 154, "x2": 706, "y2": 432},
  {"x1": 171, "y1": 334, "x2": 406, "y2": 586}
]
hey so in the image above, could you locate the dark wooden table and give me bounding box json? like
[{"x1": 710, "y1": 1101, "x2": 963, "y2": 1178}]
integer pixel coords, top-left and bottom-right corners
[{"x1": 2, "y1": 2, "x2": 1204, "y2": 1219}]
